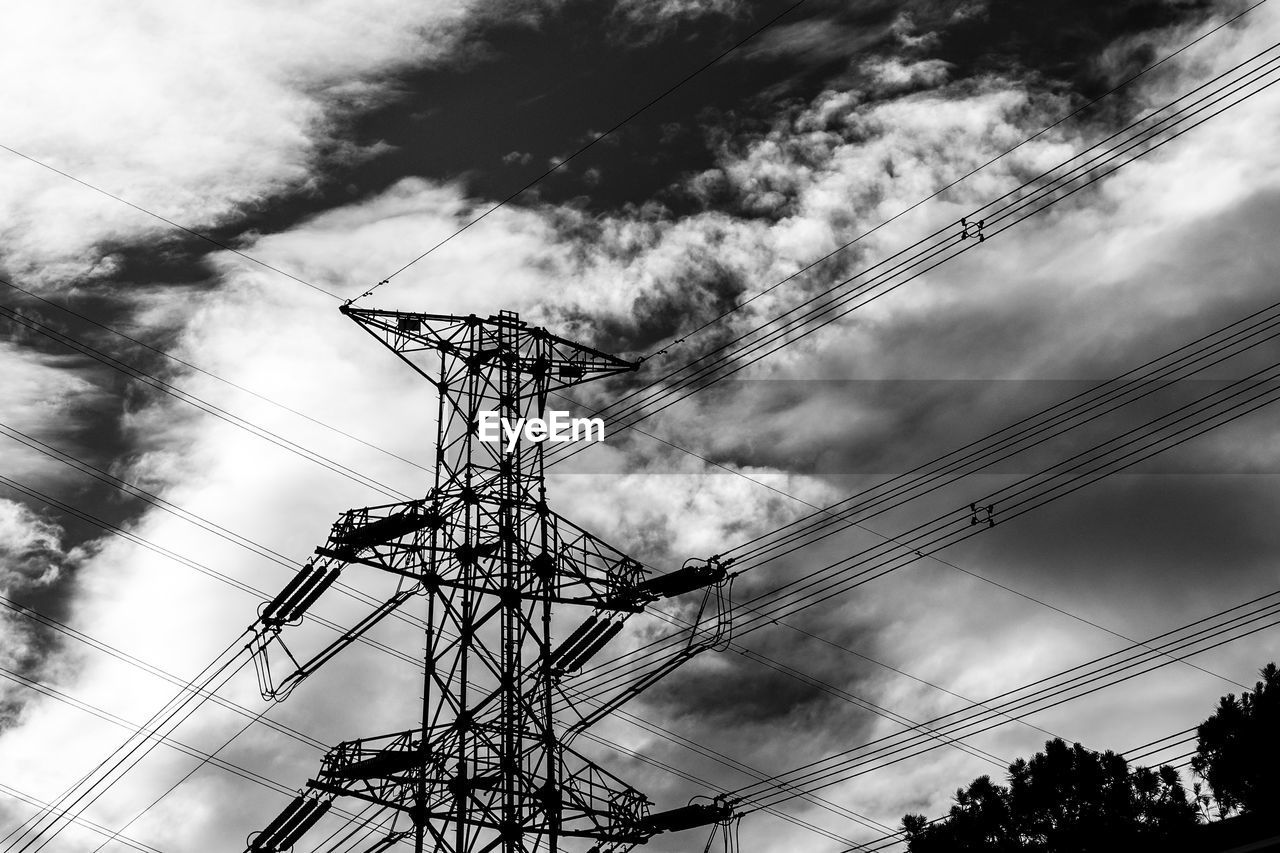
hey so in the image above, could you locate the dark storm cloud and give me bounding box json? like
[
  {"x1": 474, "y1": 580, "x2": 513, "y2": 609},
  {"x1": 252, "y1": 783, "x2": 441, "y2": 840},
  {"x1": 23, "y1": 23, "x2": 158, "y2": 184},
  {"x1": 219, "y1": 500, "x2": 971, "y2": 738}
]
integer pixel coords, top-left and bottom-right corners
[
  {"x1": 617, "y1": 605, "x2": 896, "y2": 786},
  {"x1": 609, "y1": 172, "x2": 1280, "y2": 482},
  {"x1": 560, "y1": 251, "x2": 752, "y2": 354},
  {"x1": 960, "y1": 468, "x2": 1280, "y2": 599},
  {"x1": 1, "y1": 0, "x2": 1224, "y2": 375},
  {"x1": 0, "y1": 502, "x2": 68, "y2": 591},
  {"x1": 494, "y1": 2, "x2": 1233, "y2": 371},
  {"x1": 923, "y1": 0, "x2": 1221, "y2": 95},
  {"x1": 648, "y1": 653, "x2": 839, "y2": 725},
  {"x1": 0, "y1": 292, "x2": 193, "y2": 527},
  {"x1": 278, "y1": 0, "x2": 1225, "y2": 230}
]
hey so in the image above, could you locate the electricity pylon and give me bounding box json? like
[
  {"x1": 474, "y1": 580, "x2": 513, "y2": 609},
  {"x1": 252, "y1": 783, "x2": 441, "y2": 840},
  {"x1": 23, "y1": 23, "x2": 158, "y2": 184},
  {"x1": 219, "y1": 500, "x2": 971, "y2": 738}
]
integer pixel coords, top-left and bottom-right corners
[{"x1": 245, "y1": 307, "x2": 733, "y2": 853}]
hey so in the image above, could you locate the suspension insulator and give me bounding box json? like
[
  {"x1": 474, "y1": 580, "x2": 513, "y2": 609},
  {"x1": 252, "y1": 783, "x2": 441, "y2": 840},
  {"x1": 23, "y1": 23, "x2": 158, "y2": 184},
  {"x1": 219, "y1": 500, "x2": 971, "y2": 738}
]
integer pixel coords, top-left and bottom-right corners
[
  {"x1": 549, "y1": 615, "x2": 600, "y2": 667},
  {"x1": 262, "y1": 566, "x2": 342, "y2": 627},
  {"x1": 274, "y1": 798, "x2": 331, "y2": 849},
  {"x1": 560, "y1": 620, "x2": 624, "y2": 672},
  {"x1": 261, "y1": 567, "x2": 317, "y2": 624},
  {"x1": 249, "y1": 795, "x2": 330, "y2": 852},
  {"x1": 249, "y1": 795, "x2": 306, "y2": 851},
  {"x1": 281, "y1": 567, "x2": 340, "y2": 622}
]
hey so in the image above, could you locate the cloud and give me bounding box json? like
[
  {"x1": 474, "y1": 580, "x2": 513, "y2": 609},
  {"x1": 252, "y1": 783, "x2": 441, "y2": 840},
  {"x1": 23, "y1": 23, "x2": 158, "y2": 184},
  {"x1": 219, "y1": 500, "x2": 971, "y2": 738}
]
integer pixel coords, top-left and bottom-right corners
[
  {"x1": 741, "y1": 17, "x2": 892, "y2": 66},
  {"x1": 0, "y1": 500, "x2": 69, "y2": 728},
  {"x1": 0, "y1": 339, "x2": 108, "y2": 488},
  {"x1": 0, "y1": 0, "x2": 497, "y2": 289},
  {"x1": 0, "y1": 499, "x2": 67, "y2": 592},
  {"x1": 3, "y1": 2, "x2": 1280, "y2": 851},
  {"x1": 610, "y1": 0, "x2": 742, "y2": 28}
]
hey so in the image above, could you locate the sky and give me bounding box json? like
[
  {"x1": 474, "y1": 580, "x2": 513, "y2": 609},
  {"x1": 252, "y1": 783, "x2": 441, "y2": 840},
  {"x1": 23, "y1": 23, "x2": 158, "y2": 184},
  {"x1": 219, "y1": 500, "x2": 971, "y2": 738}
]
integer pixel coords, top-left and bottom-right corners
[{"x1": 1, "y1": 0, "x2": 1279, "y2": 851}]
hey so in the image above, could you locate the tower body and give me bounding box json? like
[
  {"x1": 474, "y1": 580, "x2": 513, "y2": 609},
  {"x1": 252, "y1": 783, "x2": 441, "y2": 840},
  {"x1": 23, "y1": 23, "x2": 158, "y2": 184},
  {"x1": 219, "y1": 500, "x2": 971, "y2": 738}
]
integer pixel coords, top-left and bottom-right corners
[{"x1": 307, "y1": 308, "x2": 648, "y2": 853}]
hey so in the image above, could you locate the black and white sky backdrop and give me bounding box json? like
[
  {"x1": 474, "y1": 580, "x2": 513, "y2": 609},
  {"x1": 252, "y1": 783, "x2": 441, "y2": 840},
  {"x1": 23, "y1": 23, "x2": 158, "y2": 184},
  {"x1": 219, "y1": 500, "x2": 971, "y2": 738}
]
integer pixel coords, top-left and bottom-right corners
[{"x1": 2, "y1": 1, "x2": 1279, "y2": 851}]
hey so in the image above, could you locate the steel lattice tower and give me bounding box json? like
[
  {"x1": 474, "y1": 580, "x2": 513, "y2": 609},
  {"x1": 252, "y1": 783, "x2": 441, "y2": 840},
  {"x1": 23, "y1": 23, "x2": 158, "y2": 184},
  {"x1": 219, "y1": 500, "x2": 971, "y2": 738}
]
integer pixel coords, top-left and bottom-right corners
[{"x1": 246, "y1": 307, "x2": 731, "y2": 853}]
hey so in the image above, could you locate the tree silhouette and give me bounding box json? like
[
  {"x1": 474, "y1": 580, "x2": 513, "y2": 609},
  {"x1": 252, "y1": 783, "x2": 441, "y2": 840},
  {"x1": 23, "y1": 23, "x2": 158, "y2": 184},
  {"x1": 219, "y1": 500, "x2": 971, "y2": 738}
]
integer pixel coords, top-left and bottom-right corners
[
  {"x1": 1192, "y1": 662, "x2": 1280, "y2": 816},
  {"x1": 902, "y1": 739, "x2": 1196, "y2": 852}
]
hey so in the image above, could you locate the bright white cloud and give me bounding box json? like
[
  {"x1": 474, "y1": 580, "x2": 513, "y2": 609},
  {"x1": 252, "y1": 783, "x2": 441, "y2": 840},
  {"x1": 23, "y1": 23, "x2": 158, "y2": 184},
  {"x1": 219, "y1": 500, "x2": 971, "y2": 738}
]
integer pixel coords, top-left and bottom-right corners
[
  {"x1": 0, "y1": 498, "x2": 67, "y2": 592},
  {"x1": 0, "y1": 0, "x2": 490, "y2": 288}
]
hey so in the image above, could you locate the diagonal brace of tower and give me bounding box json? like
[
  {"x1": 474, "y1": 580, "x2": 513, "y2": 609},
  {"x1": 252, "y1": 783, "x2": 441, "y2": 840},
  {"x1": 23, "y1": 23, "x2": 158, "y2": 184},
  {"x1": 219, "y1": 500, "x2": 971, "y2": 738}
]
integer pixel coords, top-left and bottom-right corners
[{"x1": 244, "y1": 307, "x2": 733, "y2": 853}]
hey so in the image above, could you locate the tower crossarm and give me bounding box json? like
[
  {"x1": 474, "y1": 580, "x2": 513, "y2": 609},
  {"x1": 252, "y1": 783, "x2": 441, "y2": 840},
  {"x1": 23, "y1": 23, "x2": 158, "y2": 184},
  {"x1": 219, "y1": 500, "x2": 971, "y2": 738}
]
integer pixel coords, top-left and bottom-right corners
[
  {"x1": 290, "y1": 726, "x2": 656, "y2": 848},
  {"x1": 243, "y1": 492, "x2": 680, "y2": 702},
  {"x1": 315, "y1": 490, "x2": 651, "y2": 608},
  {"x1": 339, "y1": 306, "x2": 639, "y2": 396}
]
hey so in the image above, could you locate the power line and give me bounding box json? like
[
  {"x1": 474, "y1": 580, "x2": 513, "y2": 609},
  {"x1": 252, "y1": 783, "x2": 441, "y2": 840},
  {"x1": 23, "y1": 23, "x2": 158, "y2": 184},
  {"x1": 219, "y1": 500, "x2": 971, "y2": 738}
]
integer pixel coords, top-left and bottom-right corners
[
  {"x1": 573, "y1": 729, "x2": 881, "y2": 850},
  {"x1": 592, "y1": 369, "x2": 1280, "y2": 701},
  {"x1": 733, "y1": 597, "x2": 1280, "y2": 810},
  {"x1": 565, "y1": 684, "x2": 909, "y2": 838},
  {"x1": 624, "y1": 0, "x2": 1273, "y2": 366},
  {"x1": 0, "y1": 278, "x2": 434, "y2": 476},
  {"x1": 543, "y1": 48, "x2": 1280, "y2": 731},
  {"x1": 5, "y1": 6, "x2": 1269, "y2": 845},
  {"x1": 614, "y1": 589, "x2": 1280, "y2": 848},
  {"x1": 3, "y1": 638, "x2": 250, "y2": 853},
  {"x1": 0, "y1": 435, "x2": 1031, "y2": 848},
  {"x1": 0, "y1": 297, "x2": 414, "y2": 501},
  {"x1": 1, "y1": 456, "x2": 897, "y2": 848},
  {"x1": 569, "y1": 342, "x2": 1280, "y2": 708},
  {"x1": 0, "y1": 386, "x2": 1084, "y2": 760},
  {"x1": 732, "y1": 604, "x2": 1280, "y2": 819},
  {"x1": 0, "y1": 664, "x2": 414, "y2": 853},
  {"x1": 610, "y1": 585, "x2": 1278, "y2": 839},
  {"x1": 708, "y1": 601, "x2": 1280, "y2": 818},
  {"x1": 84, "y1": 707, "x2": 272, "y2": 853},
  {"x1": 547, "y1": 366, "x2": 1280, "y2": 829},
  {"x1": 545, "y1": 297, "x2": 1280, "y2": 758},
  {"x1": 0, "y1": 418, "x2": 446, "y2": 642},
  {"x1": 0, "y1": 782, "x2": 165, "y2": 853},
  {"x1": 0, "y1": 595, "x2": 323, "y2": 751},
  {"x1": 527, "y1": 41, "x2": 1280, "y2": 725},
  {"x1": 573, "y1": 389, "x2": 1280, "y2": 773},
  {"x1": 625, "y1": 308, "x2": 1270, "y2": 685},
  {"x1": 723, "y1": 304, "x2": 1280, "y2": 570},
  {"x1": 0, "y1": 594, "x2": 882, "y2": 853},
  {"x1": 543, "y1": 42, "x2": 1280, "y2": 465},
  {"x1": 584, "y1": 44, "x2": 1280, "y2": 440},
  {"x1": 690, "y1": 365, "x2": 1280, "y2": 634},
  {"x1": 2, "y1": 292, "x2": 1249, "y2": 835},
  {"x1": 0, "y1": 473, "x2": 425, "y2": 668},
  {"x1": 0, "y1": 425, "x2": 1066, "y2": 846},
  {"x1": 0, "y1": 144, "x2": 341, "y2": 300},
  {"x1": 1, "y1": 595, "x2": 427, "y2": 851}
]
